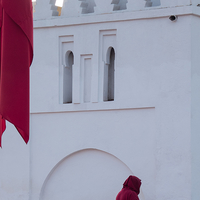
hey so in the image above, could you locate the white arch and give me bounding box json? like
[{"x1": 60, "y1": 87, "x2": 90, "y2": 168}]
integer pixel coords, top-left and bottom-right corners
[{"x1": 39, "y1": 148, "x2": 145, "y2": 200}]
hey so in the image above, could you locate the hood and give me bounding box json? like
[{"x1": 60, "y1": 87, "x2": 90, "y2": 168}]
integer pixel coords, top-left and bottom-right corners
[{"x1": 123, "y1": 175, "x2": 141, "y2": 195}]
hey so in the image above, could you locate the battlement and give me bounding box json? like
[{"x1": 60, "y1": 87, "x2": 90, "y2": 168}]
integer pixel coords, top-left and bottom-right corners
[{"x1": 33, "y1": 0, "x2": 196, "y2": 20}]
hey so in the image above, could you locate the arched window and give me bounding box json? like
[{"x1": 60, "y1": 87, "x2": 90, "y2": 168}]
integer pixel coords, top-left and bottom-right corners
[
  {"x1": 63, "y1": 51, "x2": 74, "y2": 104},
  {"x1": 104, "y1": 47, "x2": 115, "y2": 101}
]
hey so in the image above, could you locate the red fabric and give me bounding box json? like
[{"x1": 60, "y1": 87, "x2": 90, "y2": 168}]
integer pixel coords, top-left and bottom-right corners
[
  {"x1": 0, "y1": 0, "x2": 33, "y2": 147},
  {"x1": 116, "y1": 176, "x2": 141, "y2": 200}
]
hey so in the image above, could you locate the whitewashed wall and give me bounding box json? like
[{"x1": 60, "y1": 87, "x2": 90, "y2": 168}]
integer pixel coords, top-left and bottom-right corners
[
  {"x1": 31, "y1": 1, "x2": 193, "y2": 199},
  {"x1": 191, "y1": 15, "x2": 200, "y2": 200},
  {"x1": 1, "y1": 0, "x2": 200, "y2": 200},
  {"x1": 0, "y1": 122, "x2": 29, "y2": 200}
]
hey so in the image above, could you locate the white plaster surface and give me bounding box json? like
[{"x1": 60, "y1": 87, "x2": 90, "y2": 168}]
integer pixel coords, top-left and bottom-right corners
[
  {"x1": 94, "y1": 0, "x2": 113, "y2": 14},
  {"x1": 30, "y1": 108, "x2": 156, "y2": 200},
  {"x1": 30, "y1": 12, "x2": 193, "y2": 200},
  {"x1": 61, "y1": 0, "x2": 81, "y2": 17},
  {"x1": 191, "y1": 15, "x2": 200, "y2": 200},
  {"x1": 160, "y1": 0, "x2": 191, "y2": 7},
  {"x1": 40, "y1": 149, "x2": 145, "y2": 200},
  {"x1": 34, "y1": 0, "x2": 53, "y2": 20},
  {"x1": 0, "y1": 122, "x2": 30, "y2": 200}
]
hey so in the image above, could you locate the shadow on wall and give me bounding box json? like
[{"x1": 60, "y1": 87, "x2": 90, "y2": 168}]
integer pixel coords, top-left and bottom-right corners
[
  {"x1": 145, "y1": 0, "x2": 160, "y2": 7},
  {"x1": 39, "y1": 148, "x2": 145, "y2": 200}
]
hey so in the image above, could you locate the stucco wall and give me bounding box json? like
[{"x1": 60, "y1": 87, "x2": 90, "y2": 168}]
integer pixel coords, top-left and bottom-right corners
[
  {"x1": 31, "y1": 7, "x2": 192, "y2": 200},
  {"x1": 0, "y1": 122, "x2": 29, "y2": 200}
]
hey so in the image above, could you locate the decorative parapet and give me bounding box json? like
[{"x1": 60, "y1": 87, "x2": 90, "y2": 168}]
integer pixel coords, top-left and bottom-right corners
[
  {"x1": 33, "y1": 0, "x2": 194, "y2": 20},
  {"x1": 34, "y1": 0, "x2": 53, "y2": 19},
  {"x1": 50, "y1": 0, "x2": 59, "y2": 16}
]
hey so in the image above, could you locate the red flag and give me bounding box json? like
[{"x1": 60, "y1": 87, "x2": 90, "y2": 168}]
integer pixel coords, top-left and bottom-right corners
[{"x1": 0, "y1": 0, "x2": 33, "y2": 147}]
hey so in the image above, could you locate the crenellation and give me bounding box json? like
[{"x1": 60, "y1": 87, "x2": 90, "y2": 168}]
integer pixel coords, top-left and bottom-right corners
[
  {"x1": 33, "y1": 0, "x2": 195, "y2": 20},
  {"x1": 112, "y1": 0, "x2": 128, "y2": 11},
  {"x1": 126, "y1": 0, "x2": 146, "y2": 11},
  {"x1": 94, "y1": 0, "x2": 113, "y2": 14},
  {"x1": 50, "y1": 0, "x2": 59, "y2": 16},
  {"x1": 61, "y1": 0, "x2": 81, "y2": 17},
  {"x1": 79, "y1": 0, "x2": 96, "y2": 14},
  {"x1": 145, "y1": 0, "x2": 153, "y2": 7},
  {"x1": 34, "y1": 0, "x2": 53, "y2": 19}
]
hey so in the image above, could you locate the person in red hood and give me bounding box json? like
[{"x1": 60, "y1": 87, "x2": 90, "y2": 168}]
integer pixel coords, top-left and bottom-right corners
[{"x1": 116, "y1": 175, "x2": 142, "y2": 200}]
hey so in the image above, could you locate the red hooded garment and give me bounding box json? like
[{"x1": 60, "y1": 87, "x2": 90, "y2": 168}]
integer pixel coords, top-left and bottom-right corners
[
  {"x1": 0, "y1": 0, "x2": 33, "y2": 146},
  {"x1": 116, "y1": 176, "x2": 141, "y2": 200}
]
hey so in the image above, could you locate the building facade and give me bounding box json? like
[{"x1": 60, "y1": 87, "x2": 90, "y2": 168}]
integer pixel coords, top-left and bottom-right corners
[{"x1": 1, "y1": 0, "x2": 200, "y2": 200}]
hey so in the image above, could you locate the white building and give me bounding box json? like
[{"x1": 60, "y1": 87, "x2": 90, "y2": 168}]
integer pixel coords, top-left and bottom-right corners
[{"x1": 0, "y1": 0, "x2": 200, "y2": 199}]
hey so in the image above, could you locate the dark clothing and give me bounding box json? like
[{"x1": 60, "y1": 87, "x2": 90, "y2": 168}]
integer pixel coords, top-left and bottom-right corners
[{"x1": 116, "y1": 176, "x2": 141, "y2": 200}]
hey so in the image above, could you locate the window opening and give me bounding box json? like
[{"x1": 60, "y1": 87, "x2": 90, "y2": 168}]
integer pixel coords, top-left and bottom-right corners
[
  {"x1": 104, "y1": 47, "x2": 115, "y2": 101},
  {"x1": 63, "y1": 51, "x2": 74, "y2": 104}
]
